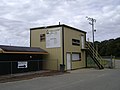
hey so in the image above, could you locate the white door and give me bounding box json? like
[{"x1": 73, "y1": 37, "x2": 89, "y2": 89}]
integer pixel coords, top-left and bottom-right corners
[
  {"x1": 81, "y1": 35, "x2": 85, "y2": 49},
  {"x1": 67, "y1": 53, "x2": 71, "y2": 70}
]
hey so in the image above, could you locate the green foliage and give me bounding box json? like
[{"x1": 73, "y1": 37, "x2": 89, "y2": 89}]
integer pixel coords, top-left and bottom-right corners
[{"x1": 94, "y1": 37, "x2": 120, "y2": 57}]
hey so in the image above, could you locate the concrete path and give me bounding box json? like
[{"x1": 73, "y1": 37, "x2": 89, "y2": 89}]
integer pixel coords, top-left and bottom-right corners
[
  {"x1": 115, "y1": 60, "x2": 120, "y2": 69},
  {"x1": 0, "y1": 67, "x2": 120, "y2": 90}
]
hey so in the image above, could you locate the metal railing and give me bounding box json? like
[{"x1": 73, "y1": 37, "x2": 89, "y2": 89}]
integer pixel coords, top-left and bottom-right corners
[{"x1": 86, "y1": 42, "x2": 105, "y2": 69}]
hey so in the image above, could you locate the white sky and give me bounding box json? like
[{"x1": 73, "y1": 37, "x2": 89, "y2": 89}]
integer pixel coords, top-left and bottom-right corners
[{"x1": 0, "y1": 0, "x2": 120, "y2": 46}]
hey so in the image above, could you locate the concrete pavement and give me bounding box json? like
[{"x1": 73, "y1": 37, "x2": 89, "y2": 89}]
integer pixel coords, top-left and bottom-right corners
[
  {"x1": 115, "y1": 60, "x2": 120, "y2": 69},
  {"x1": 0, "y1": 60, "x2": 120, "y2": 90}
]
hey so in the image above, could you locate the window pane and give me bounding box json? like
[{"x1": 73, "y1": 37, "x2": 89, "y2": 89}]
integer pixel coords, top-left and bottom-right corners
[{"x1": 72, "y1": 53, "x2": 81, "y2": 61}]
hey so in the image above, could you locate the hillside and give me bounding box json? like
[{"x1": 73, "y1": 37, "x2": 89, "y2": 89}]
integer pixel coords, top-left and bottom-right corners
[{"x1": 94, "y1": 37, "x2": 120, "y2": 57}]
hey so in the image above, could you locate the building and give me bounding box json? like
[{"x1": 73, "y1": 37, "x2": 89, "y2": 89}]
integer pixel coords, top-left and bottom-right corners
[
  {"x1": 30, "y1": 24, "x2": 86, "y2": 71},
  {"x1": 0, "y1": 45, "x2": 48, "y2": 75}
]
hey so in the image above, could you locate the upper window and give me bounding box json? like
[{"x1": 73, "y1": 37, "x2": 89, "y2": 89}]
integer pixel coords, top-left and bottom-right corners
[
  {"x1": 72, "y1": 39, "x2": 80, "y2": 46},
  {"x1": 40, "y1": 34, "x2": 45, "y2": 42}
]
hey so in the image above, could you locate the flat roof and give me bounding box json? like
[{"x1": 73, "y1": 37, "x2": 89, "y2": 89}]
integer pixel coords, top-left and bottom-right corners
[
  {"x1": 30, "y1": 24, "x2": 86, "y2": 33},
  {"x1": 0, "y1": 45, "x2": 48, "y2": 54}
]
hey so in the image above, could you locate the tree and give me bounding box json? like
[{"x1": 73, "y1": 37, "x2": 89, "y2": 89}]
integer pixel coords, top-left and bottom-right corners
[{"x1": 94, "y1": 37, "x2": 120, "y2": 57}]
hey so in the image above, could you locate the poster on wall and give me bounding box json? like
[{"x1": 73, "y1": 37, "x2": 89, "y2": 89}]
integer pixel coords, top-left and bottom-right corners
[
  {"x1": 18, "y1": 61, "x2": 28, "y2": 68},
  {"x1": 46, "y1": 27, "x2": 61, "y2": 48}
]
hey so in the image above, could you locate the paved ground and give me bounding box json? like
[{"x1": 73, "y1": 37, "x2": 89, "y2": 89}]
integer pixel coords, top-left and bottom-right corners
[
  {"x1": 0, "y1": 60, "x2": 120, "y2": 90},
  {"x1": 0, "y1": 70, "x2": 66, "y2": 83},
  {"x1": 115, "y1": 60, "x2": 120, "y2": 68}
]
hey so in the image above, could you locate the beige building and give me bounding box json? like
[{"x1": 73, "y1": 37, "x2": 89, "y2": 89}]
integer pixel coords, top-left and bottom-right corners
[{"x1": 30, "y1": 24, "x2": 86, "y2": 71}]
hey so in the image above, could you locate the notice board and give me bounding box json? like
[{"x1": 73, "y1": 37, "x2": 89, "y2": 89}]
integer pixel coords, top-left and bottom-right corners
[
  {"x1": 18, "y1": 61, "x2": 28, "y2": 68},
  {"x1": 46, "y1": 27, "x2": 61, "y2": 48}
]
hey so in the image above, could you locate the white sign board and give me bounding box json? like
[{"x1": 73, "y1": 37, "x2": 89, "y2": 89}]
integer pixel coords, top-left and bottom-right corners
[
  {"x1": 46, "y1": 27, "x2": 61, "y2": 48},
  {"x1": 18, "y1": 61, "x2": 28, "y2": 68},
  {"x1": 72, "y1": 54, "x2": 80, "y2": 61}
]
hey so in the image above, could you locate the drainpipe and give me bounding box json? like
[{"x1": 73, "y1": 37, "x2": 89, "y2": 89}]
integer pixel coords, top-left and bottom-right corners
[
  {"x1": 60, "y1": 25, "x2": 65, "y2": 72},
  {"x1": 62, "y1": 26, "x2": 65, "y2": 66}
]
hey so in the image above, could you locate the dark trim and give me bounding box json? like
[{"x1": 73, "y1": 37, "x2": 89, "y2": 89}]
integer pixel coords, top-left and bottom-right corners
[
  {"x1": 30, "y1": 24, "x2": 86, "y2": 34},
  {"x1": 62, "y1": 26, "x2": 65, "y2": 65},
  {"x1": 0, "y1": 45, "x2": 47, "y2": 53},
  {"x1": 72, "y1": 39, "x2": 80, "y2": 46},
  {"x1": 30, "y1": 30, "x2": 31, "y2": 47},
  {"x1": 2, "y1": 51, "x2": 48, "y2": 54}
]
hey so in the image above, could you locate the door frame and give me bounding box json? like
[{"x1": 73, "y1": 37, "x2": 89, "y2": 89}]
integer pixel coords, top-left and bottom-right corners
[
  {"x1": 66, "y1": 52, "x2": 72, "y2": 70},
  {"x1": 81, "y1": 35, "x2": 85, "y2": 49}
]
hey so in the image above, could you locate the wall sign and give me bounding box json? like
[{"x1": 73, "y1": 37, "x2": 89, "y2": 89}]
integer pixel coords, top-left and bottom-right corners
[
  {"x1": 18, "y1": 61, "x2": 28, "y2": 68},
  {"x1": 46, "y1": 27, "x2": 61, "y2": 48}
]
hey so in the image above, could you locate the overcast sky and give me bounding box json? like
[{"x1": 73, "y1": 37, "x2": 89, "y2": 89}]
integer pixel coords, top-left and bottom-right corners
[{"x1": 0, "y1": 0, "x2": 120, "y2": 46}]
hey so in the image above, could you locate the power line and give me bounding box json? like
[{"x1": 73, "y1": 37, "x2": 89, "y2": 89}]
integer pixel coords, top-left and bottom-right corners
[{"x1": 86, "y1": 16, "x2": 96, "y2": 48}]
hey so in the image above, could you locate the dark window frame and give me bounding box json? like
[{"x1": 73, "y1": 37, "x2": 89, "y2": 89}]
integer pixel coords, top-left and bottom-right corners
[
  {"x1": 72, "y1": 39, "x2": 80, "y2": 46},
  {"x1": 40, "y1": 34, "x2": 45, "y2": 42}
]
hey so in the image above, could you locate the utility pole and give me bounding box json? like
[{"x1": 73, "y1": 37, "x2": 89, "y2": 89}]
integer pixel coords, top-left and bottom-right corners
[{"x1": 86, "y1": 16, "x2": 96, "y2": 48}]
